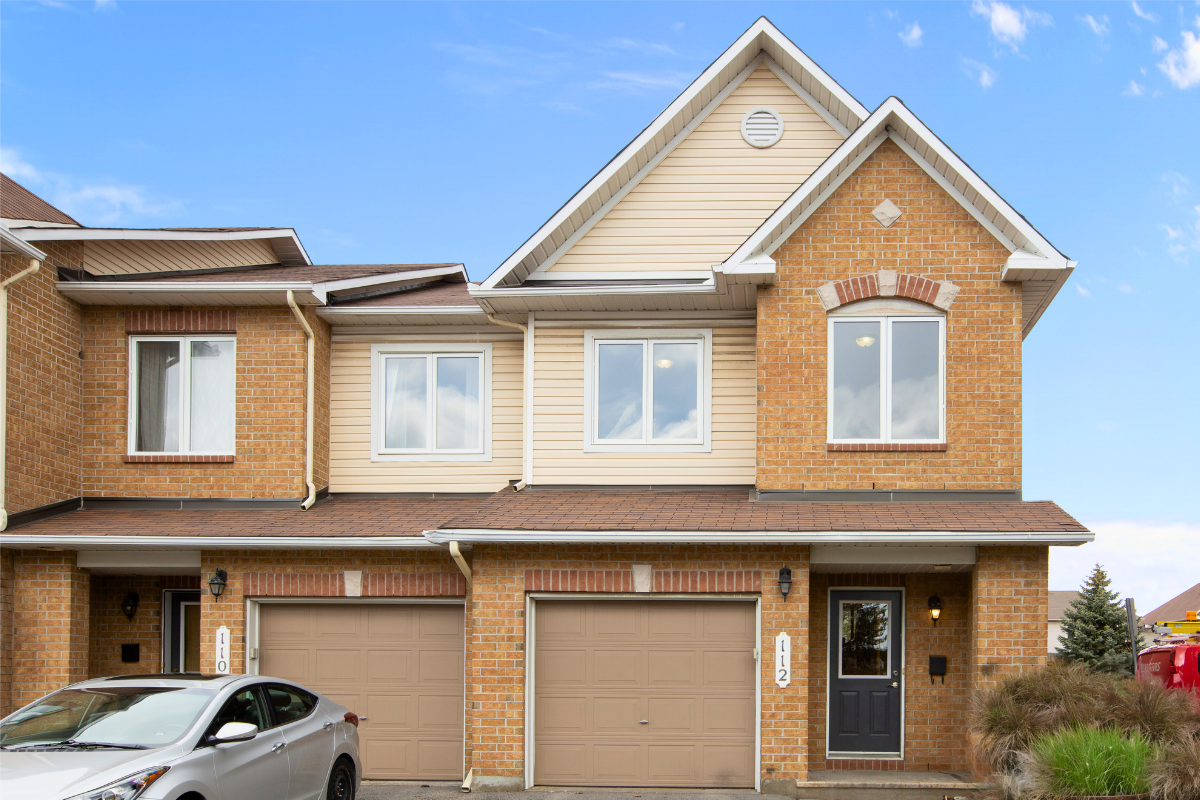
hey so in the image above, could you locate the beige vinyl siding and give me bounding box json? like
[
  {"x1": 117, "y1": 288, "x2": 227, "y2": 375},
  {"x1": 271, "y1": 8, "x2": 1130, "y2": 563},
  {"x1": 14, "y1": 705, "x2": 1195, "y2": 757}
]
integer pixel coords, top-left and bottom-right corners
[
  {"x1": 547, "y1": 66, "x2": 843, "y2": 273},
  {"x1": 329, "y1": 332, "x2": 523, "y2": 493},
  {"x1": 83, "y1": 238, "x2": 279, "y2": 275},
  {"x1": 533, "y1": 326, "x2": 755, "y2": 485}
]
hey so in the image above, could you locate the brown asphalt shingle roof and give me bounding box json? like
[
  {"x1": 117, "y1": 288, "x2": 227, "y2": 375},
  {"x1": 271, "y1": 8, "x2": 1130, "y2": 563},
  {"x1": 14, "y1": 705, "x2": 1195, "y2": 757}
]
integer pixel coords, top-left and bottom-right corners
[
  {"x1": 1049, "y1": 590, "x2": 1081, "y2": 620},
  {"x1": 332, "y1": 281, "x2": 477, "y2": 307},
  {"x1": 441, "y1": 490, "x2": 1089, "y2": 533},
  {"x1": 1142, "y1": 582, "x2": 1200, "y2": 623},
  {"x1": 4, "y1": 496, "x2": 479, "y2": 539},
  {"x1": 1, "y1": 174, "x2": 80, "y2": 226},
  {"x1": 134, "y1": 263, "x2": 461, "y2": 284}
]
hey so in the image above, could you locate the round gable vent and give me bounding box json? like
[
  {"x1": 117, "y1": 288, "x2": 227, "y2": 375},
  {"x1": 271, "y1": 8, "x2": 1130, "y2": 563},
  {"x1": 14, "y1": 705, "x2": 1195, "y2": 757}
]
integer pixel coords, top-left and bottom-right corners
[{"x1": 741, "y1": 106, "x2": 784, "y2": 148}]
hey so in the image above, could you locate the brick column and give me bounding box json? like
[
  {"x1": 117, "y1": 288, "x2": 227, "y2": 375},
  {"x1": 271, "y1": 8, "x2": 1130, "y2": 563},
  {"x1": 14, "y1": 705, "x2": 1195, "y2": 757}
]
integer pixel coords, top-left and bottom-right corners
[
  {"x1": 761, "y1": 549, "x2": 811, "y2": 793},
  {"x1": 10, "y1": 551, "x2": 90, "y2": 708}
]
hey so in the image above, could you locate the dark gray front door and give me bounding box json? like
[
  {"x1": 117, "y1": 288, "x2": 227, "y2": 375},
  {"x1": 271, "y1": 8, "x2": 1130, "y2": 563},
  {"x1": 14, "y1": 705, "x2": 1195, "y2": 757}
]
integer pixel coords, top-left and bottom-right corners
[{"x1": 828, "y1": 590, "x2": 903, "y2": 755}]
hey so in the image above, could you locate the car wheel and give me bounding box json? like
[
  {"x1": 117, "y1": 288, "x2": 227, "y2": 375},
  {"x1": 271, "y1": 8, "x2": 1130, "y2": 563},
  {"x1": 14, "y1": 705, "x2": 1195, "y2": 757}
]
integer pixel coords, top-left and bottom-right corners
[{"x1": 326, "y1": 759, "x2": 354, "y2": 800}]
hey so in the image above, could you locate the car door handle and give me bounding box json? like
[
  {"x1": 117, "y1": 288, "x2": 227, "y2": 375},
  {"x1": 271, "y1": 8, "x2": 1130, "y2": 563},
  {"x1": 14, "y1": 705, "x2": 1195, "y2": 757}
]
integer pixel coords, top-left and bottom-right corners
[
  {"x1": 323, "y1": 722, "x2": 334, "y2": 731},
  {"x1": 272, "y1": 741, "x2": 286, "y2": 752}
]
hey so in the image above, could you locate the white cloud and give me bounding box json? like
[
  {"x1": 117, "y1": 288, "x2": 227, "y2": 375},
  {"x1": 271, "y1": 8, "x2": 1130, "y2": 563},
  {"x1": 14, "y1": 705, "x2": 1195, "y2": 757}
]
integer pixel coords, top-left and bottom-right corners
[
  {"x1": 1158, "y1": 26, "x2": 1200, "y2": 88},
  {"x1": 1118, "y1": 282, "x2": 1134, "y2": 293},
  {"x1": 1123, "y1": 79, "x2": 1146, "y2": 95},
  {"x1": 899, "y1": 21, "x2": 923, "y2": 47},
  {"x1": 589, "y1": 71, "x2": 690, "y2": 92},
  {"x1": 1079, "y1": 14, "x2": 1109, "y2": 38},
  {"x1": 0, "y1": 147, "x2": 171, "y2": 225},
  {"x1": 1163, "y1": 171, "x2": 1189, "y2": 200},
  {"x1": 1051, "y1": 520, "x2": 1200, "y2": 612},
  {"x1": 1152, "y1": 35, "x2": 1169, "y2": 52},
  {"x1": 1131, "y1": 1, "x2": 1158, "y2": 23},
  {"x1": 1075, "y1": 283, "x2": 1091, "y2": 297},
  {"x1": 962, "y1": 58, "x2": 998, "y2": 88},
  {"x1": 605, "y1": 38, "x2": 677, "y2": 57},
  {"x1": 971, "y1": 0, "x2": 1054, "y2": 51}
]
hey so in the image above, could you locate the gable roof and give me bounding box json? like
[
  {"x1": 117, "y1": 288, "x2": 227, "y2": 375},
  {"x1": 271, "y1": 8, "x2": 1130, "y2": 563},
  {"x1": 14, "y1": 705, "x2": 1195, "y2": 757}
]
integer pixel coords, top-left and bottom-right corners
[
  {"x1": 1142, "y1": 582, "x2": 1200, "y2": 624},
  {"x1": 481, "y1": 17, "x2": 867, "y2": 290},
  {"x1": 1049, "y1": 590, "x2": 1081, "y2": 620},
  {"x1": 1, "y1": 174, "x2": 80, "y2": 226},
  {"x1": 722, "y1": 97, "x2": 1075, "y2": 337}
]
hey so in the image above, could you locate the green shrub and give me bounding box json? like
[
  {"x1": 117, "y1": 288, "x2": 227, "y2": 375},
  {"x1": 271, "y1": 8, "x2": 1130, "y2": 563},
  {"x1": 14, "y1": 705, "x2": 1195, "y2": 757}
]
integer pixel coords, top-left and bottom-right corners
[{"x1": 1029, "y1": 727, "x2": 1154, "y2": 797}]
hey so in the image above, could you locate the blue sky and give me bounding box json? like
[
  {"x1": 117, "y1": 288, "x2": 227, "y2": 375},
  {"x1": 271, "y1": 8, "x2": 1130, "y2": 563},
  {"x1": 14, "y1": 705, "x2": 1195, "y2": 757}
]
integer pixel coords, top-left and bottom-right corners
[{"x1": 2, "y1": 1, "x2": 1197, "y2": 607}]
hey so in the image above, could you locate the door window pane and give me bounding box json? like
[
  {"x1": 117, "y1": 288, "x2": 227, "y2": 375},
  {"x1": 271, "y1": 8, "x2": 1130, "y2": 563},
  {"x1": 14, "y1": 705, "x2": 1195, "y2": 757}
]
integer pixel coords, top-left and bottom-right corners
[
  {"x1": 841, "y1": 602, "x2": 890, "y2": 677},
  {"x1": 208, "y1": 688, "x2": 270, "y2": 735},
  {"x1": 383, "y1": 357, "x2": 427, "y2": 449},
  {"x1": 890, "y1": 321, "x2": 940, "y2": 440},
  {"x1": 189, "y1": 340, "x2": 235, "y2": 451},
  {"x1": 651, "y1": 342, "x2": 699, "y2": 440},
  {"x1": 597, "y1": 342, "x2": 644, "y2": 440},
  {"x1": 832, "y1": 321, "x2": 881, "y2": 439},
  {"x1": 435, "y1": 356, "x2": 481, "y2": 450},
  {"x1": 264, "y1": 685, "x2": 317, "y2": 726},
  {"x1": 135, "y1": 340, "x2": 181, "y2": 452}
]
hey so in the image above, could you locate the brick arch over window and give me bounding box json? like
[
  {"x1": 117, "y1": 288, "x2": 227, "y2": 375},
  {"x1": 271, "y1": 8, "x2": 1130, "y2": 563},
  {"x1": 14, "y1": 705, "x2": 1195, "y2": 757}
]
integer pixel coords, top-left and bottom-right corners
[{"x1": 815, "y1": 269, "x2": 960, "y2": 312}]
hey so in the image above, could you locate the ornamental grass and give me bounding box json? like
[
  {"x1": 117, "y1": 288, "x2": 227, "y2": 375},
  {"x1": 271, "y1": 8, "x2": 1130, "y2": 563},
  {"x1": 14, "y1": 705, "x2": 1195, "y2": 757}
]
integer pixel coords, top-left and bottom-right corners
[{"x1": 1028, "y1": 727, "x2": 1154, "y2": 798}]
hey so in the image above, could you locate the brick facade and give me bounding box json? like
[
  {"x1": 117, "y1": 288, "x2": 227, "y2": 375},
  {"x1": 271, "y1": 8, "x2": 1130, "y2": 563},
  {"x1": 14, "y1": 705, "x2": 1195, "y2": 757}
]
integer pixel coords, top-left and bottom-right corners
[
  {"x1": 7, "y1": 552, "x2": 90, "y2": 711},
  {"x1": 969, "y1": 545, "x2": 1050, "y2": 688},
  {"x1": 758, "y1": 139, "x2": 1021, "y2": 490}
]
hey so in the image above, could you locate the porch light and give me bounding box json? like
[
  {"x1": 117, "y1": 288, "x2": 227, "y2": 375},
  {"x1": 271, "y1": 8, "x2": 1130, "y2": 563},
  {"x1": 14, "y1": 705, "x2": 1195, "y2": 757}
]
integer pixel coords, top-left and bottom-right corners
[
  {"x1": 778, "y1": 566, "x2": 793, "y2": 600},
  {"x1": 928, "y1": 594, "x2": 942, "y2": 626},
  {"x1": 208, "y1": 569, "x2": 228, "y2": 599},
  {"x1": 121, "y1": 591, "x2": 140, "y2": 621}
]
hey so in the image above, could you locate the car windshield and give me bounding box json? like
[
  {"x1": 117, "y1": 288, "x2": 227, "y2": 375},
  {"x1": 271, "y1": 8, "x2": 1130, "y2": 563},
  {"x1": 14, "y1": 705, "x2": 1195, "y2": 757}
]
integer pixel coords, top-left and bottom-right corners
[{"x1": 0, "y1": 686, "x2": 216, "y2": 749}]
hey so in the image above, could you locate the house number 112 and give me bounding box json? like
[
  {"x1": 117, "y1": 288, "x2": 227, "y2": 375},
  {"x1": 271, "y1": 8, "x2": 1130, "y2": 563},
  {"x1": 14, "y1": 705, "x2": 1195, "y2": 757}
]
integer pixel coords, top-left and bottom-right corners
[{"x1": 775, "y1": 631, "x2": 791, "y2": 688}]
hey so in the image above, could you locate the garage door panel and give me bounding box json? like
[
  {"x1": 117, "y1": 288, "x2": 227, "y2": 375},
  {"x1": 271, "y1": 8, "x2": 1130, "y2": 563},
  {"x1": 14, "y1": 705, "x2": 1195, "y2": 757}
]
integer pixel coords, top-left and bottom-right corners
[
  {"x1": 260, "y1": 603, "x2": 463, "y2": 781},
  {"x1": 702, "y1": 744, "x2": 755, "y2": 786},
  {"x1": 537, "y1": 696, "x2": 586, "y2": 732},
  {"x1": 593, "y1": 605, "x2": 639, "y2": 637},
  {"x1": 704, "y1": 604, "x2": 755, "y2": 639},
  {"x1": 648, "y1": 697, "x2": 695, "y2": 732},
  {"x1": 648, "y1": 650, "x2": 697, "y2": 686},
  {"x1": 593, "y1": 696, "x2": 641, "y2": 732},
  {"x1": 537, "y1": 650, "x2": 586, "y2": 684},
  {"x1": 647, "y1": 606, "x2": 698, "y2": 638},
  {"x1": 647, "y1": 745, "x2": 696, "y2": 781},
  {"x1": 703, "y1": 698, "x2": 754, "y2": 733},
  {"x1": 592, "y1": 650, "x2": 640, "y2": 684},
  {"x1": 703, "y1": 650, "x2": 755, "y2": 685},
  {"x1": 538, "y1": 604, "x2": 585, "y2": 637},
  {"x1": 536, "y1": 744, "x2": 587, "y2": 781},
  {"x1": 593, "y1": 744, "x2": 644, "y2": 781}
]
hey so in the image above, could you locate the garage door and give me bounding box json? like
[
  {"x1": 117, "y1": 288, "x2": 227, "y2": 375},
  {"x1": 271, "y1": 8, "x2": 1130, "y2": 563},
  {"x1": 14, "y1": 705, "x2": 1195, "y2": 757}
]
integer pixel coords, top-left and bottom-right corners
[
  {"x1": 534, "y1": 600, "x2": 756, "y2": 787},
  {"x1": 258, "y1": 603, "x2": 463, "y2": 780}
]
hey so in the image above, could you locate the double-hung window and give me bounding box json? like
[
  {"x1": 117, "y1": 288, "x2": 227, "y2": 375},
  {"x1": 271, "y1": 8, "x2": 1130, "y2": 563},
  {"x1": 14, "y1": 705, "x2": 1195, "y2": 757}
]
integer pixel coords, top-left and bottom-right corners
[
  {"x1": 828, "y1": 313, "x2": 945, "y2": 444},
  {"x1": 584, "y1": 330, "x2": 711, "y2": 452},
  {"x1": 128, "y1": 336, "x2": 236, "y2": 455},
  {"x1": 372, "y1": 344, "x2": 492, "y2": 461}
]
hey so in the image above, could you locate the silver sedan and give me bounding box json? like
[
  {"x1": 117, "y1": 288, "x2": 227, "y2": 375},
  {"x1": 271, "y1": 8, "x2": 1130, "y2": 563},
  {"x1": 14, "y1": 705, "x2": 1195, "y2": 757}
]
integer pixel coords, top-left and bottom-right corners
[{"x1": 0, "y1": 673, "x2": 360, "y2": 800}]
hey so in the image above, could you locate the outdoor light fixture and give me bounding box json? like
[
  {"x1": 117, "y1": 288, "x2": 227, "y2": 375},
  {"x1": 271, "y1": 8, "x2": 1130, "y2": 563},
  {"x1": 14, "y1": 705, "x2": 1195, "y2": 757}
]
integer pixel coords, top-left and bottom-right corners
[
  {"x1": 654, "y1": 359, "x2": 674, "y2": 369},
  {"x1": 121, "y1": 591, "x2": 139, "y2": 621},
  {"x1": 928, "y1": 594, "x2": 942, "y2": 626},
  {"x1": 855, "y1": 336, "x2": 876, "y2": 347},
  {"x1": 778, "y1": 566, "x2": 792, "y2": 600},
  {"x1": 208, "y1": 569, "x2": 228, "y2": 599}
]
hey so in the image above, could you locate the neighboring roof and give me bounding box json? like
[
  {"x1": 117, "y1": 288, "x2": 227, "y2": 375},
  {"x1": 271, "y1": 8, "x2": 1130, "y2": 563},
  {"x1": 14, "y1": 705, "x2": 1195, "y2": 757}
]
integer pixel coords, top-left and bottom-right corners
[
  {"x1": 18, "y1": 226, "x2": 312, "y2": 267},
  {"x1": 1142, "y1": 582, "x2": 1200, "y2": 623},
  {"x1": 481, "y1": 17, "x2": 867, "y2": 290},
  {"x1": 0, "y1": 224, "x2": 48, "y2": 261},
  {"x1": 0, "y1": 496, "x2": 480, "y2": 548},
  {"x1": 1049, "y1": 590, "x2": 1081, "y2": 620},
  {"x1": 429, "y1": 489, "x2": 1090, "y2": 544},
  {"x1": 330, "y1": 280, "x2": 476, "y2": 307},
  {"x1": 129, "y1": 263, "x2": 461, "y2": 284},
  {"x1": 0, "y1": 174, "x2": 80, "y2": 226}
]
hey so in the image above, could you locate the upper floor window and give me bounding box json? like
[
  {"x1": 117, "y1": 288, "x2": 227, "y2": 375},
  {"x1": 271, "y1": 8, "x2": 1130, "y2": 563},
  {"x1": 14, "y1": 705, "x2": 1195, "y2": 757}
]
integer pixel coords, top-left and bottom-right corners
[
  {"x1": 129, "y1": 336, "x2": 236, "y2": 455},
  {"x1": 828, "y1": 309, "x2": 944, "y2": 444},
  {"x1": 371, "y1": 343, "x2": 492, "y2": 461},
  {"x1": 584, "y1": 329, "x2": 712, "y2": 452}
]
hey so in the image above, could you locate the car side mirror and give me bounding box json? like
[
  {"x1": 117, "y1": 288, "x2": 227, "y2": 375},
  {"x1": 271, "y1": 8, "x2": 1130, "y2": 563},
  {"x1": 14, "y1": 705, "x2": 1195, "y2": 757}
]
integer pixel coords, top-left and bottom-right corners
[{"x1": 212, "y1": 721, "x2": 258, "y2": 743}]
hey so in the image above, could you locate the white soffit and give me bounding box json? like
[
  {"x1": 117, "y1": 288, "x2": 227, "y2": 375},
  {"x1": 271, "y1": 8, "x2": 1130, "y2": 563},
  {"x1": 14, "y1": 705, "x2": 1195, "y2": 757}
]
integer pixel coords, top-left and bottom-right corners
[
  {"x1": 76, "y1": 549, "x2": 201, "y2": 575},
  {"x1": 55, "y1": 281, "x2": 322, "y2": 306},
  {"x1": 480, "y1": 16, "x2": 867, "y2": 290},
  {"x1": 16, "y1": 227, "x2": 312, "y2": 267}
]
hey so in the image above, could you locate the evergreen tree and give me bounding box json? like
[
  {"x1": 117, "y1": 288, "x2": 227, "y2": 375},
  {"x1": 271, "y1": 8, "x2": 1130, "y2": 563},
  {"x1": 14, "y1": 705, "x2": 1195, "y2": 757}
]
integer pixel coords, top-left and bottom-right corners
[{"x1": 1057, "y1": 564, "x2": 1142, "y2": 674}]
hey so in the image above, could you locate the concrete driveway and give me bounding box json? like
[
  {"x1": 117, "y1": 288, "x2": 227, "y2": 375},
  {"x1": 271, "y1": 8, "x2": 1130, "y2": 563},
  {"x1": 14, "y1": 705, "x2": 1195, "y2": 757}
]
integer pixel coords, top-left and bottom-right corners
[{"x1": 359, "y1": 783, "x2": 791, "y2": 800}]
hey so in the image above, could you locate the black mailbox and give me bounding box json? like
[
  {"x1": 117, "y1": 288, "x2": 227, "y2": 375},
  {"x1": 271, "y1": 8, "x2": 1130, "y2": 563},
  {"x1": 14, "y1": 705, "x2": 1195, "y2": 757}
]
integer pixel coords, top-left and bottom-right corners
[
  {"x1": 121, "y1": 643, "x2": 140, "y2": 663},
  {"x1": 930, "y1": 655, "x2": 947, "y2": 684}
]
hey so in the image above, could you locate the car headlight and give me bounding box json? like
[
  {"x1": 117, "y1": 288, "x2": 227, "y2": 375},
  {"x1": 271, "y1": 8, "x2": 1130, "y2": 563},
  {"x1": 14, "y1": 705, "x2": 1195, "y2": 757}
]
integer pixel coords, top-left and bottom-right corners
[{"x1": 63, "y1": 767, "x2": 169, "y2": 800}]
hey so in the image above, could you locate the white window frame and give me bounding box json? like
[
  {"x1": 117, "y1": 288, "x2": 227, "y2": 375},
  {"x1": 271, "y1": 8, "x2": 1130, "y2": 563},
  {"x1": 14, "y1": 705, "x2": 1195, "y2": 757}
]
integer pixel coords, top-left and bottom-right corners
[
  {"x1": 370, "y1": 343, "x2": 492, "y2": 462},
  {"x1": 583, "y1": 329, "x2": 712, "y2": 453},
  {"x1": 127, "y1": 335, "x2": 237, "y2": 456},
  {"x1": 826, "y1": 312, "x2": 945, "y2": 445}
]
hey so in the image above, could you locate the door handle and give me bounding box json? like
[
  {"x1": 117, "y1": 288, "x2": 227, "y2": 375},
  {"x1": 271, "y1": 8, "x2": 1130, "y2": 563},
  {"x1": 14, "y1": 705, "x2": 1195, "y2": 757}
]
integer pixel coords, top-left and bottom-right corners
[
  {"x1": 323, "y1": 722, "x2": 334, "y2": 731},
  {"x1": 272, "y1": 742, "x2": 286, "y2": 752},
  {"x1": 891, "y1": 681, "x2": 899, "y2": 688},
  {"x1": 639, "y1": 720, "x2": 648, "y2": 724}
]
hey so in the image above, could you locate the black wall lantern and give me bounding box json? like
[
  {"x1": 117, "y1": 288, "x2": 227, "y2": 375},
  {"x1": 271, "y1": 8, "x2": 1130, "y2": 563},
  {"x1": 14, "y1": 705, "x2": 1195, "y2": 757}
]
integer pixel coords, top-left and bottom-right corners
[
  {"x1": 121, "y1": 591, "x2": 140, "y2": 621},
  {"x1": 928, "y1": 594, "x2": 942, "y2": 626},
  {"x1": 208, "y1": 569, "x2": 228, "y2": 599},
  {"x1": 778, "y1": 567, "x2": 792, "y2": 600}
]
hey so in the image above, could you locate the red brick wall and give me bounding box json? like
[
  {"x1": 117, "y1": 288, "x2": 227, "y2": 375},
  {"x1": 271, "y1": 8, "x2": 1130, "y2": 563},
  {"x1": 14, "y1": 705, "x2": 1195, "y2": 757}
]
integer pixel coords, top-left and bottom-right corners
[
  {"x1": 80, "y1": 305, "x2": 330, "y2": 498},
  {"x1": 2, "y1": 242, "x2": 84, "y2": 515},
  {"x1": 758, "y1": 138, "x2": 1022, "y2": 489},
  {"x1": 88, "y1": 574, "x2": 164, "y2": 678},
  {"x1": 807, "y1": 571, "x2": 971, "y2": 771},
  {"x1": 970, "y1": 545, "x2": 1049, "y2": 688},
  {"x1": 8, "y1": 552, "x2": 90, "y2": 710}
]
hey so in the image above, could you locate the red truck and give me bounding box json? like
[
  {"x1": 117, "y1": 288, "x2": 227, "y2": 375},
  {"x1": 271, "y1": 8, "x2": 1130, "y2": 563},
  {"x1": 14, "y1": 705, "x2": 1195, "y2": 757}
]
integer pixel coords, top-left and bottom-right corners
[{"x1": 1136, "y1": 636, "x2": 1200, "y2": 695}]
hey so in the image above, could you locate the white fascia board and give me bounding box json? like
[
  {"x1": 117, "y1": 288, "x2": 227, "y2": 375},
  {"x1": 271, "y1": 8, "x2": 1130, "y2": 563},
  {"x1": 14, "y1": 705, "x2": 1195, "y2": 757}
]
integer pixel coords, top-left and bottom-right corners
[
  {"x1": 19, "y1": 227, "x2": 313, "y2": 266},
  {"x1": 0, "y1": 225, "x2": 48, "y2": 261},
  {"x1": 424, "y1": 528, "x2": 1094, "y2": 546},
  {"x1": 1021, "y1": 261, "x2": 1075, "y2": 339},
  {"x1": 471, "y1": 276, "x2": 718, "y2": 300},
  {"x1": 317, "y1": 305, "x2": 486, "y2": 318},
  {"x1": 56, "y1": 281, "x2": 321, "y2": 305},
  {"x1": 1, "y1": 219, "x2": 79, "y2": 229},
  {"x1": 1002, "y1": 251, "x2": 1071, "y2": 282},
  {"x1": 0, "y1": 535, "x2": 438, "y2": 550},
  {"x1": 527, "y1": 271, "x2": 717, "y2": 282},
  {"x1": 313, "y1": 265, "x2": 467, "y2": 302}
]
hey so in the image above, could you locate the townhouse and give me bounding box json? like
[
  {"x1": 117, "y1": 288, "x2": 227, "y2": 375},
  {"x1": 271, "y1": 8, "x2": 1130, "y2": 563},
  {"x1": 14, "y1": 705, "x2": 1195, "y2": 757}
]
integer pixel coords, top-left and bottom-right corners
[{"x1": 0, "y1": 18, "x2": 1091, "y2": 796}]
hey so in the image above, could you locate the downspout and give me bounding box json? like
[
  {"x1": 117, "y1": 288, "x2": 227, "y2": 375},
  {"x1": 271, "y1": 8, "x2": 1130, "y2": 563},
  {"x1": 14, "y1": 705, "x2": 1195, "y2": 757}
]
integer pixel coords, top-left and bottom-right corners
[
  {"x1": 0, "y1": 258, "x2": 41, "y2": 532},
  {"x1": 286, "y1": 290, "x2": 317, "y2": 510},
  {"x1": 485, "y1": 312, "x2": 533, "y2": 491}
]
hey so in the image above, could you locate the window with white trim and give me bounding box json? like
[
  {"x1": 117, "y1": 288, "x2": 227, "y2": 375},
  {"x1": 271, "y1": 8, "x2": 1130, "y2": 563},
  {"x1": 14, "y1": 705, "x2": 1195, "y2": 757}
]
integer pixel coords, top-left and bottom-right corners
[
  {"x1": 828, "y1": 314, "x2": 945, "y2": 443},
  {"x1": 372, "y1": 344, "x2": 492, "y2": 461},
  {"x1": 584, "y1": 330, "x2": 711, "y2": 452},
  {"x1": 128, "y1": 336, "x2": 236, "y2": 455}
]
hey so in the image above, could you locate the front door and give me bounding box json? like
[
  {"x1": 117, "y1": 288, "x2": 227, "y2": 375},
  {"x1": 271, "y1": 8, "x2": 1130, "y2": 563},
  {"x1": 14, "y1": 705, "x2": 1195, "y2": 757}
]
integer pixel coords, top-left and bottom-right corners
[{"x1": 828, "y1": 590, "x2": 903, "y2": 756}]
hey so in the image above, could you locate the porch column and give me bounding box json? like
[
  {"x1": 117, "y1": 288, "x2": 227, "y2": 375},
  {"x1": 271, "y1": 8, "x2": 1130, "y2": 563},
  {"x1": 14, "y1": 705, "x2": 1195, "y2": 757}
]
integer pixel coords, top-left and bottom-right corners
[
  {"x1": 761, "y1": 548, "x2": 811, "y2": 793},
  {"x1": 10, "y1": 551, "x2": 90, "y2": 708}
]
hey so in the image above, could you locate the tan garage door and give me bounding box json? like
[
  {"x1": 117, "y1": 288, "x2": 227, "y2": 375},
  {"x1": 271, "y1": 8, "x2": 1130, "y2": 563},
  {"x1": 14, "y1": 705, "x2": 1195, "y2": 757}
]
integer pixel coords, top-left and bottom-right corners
[
  {"x1": 534, "y1": 600, "x2": 756, "y2": 787},
  {"x1": 258, "y1": 602, "x2": 463, "y2": 780}
]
